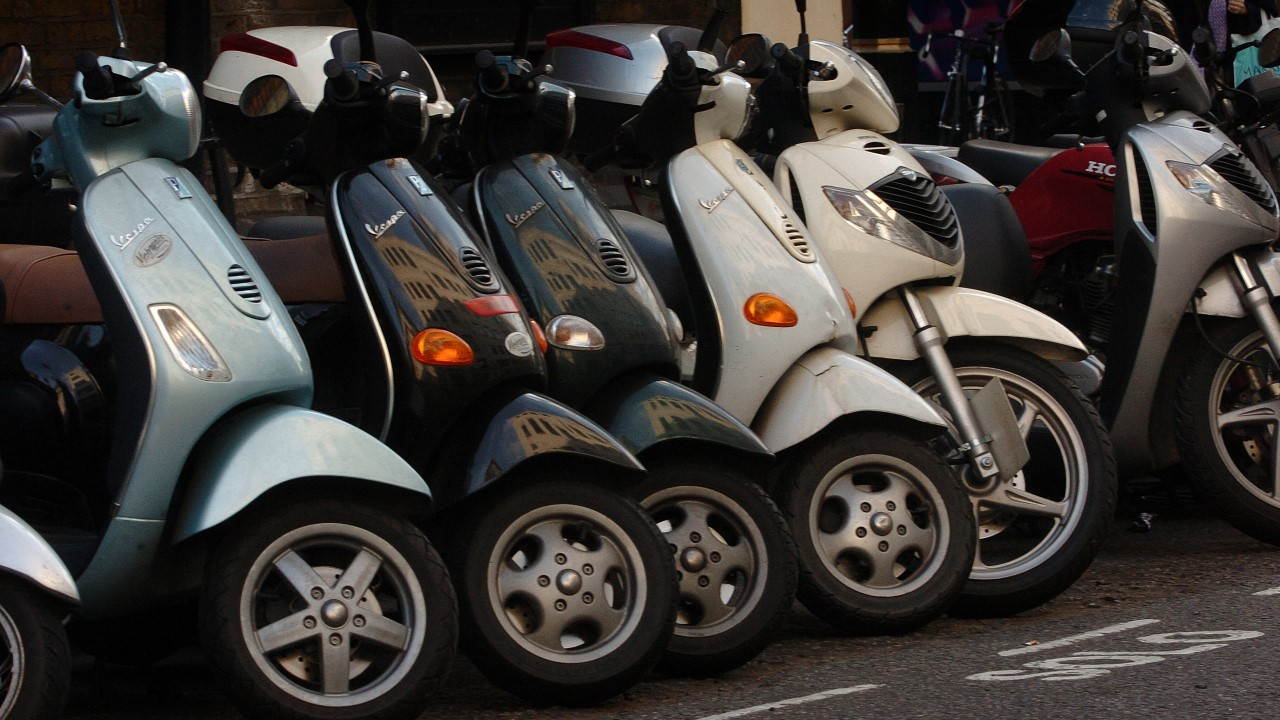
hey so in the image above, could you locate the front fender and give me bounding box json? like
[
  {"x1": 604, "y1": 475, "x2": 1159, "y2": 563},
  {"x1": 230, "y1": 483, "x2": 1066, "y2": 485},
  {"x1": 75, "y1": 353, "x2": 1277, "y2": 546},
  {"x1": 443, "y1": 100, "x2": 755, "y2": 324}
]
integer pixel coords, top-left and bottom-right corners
[
  {"x1": 861, "y1": 285, "x2": 1087, "y2": 362},
  {"x1": 464, "y1": 392, "x2": 645, "y2": 498},
  {"x1": 0, "y1": 505, "x2": 80, "y2": 604},
  {"x1": 752, "y1": 347, "x2": 949, "y2": 453},
  {"x1": 173, "y1": 405, "x2": 431, "y2": 542},
  {"x1": 584, "y1": 374, "x2": 771, "y2": 458}
]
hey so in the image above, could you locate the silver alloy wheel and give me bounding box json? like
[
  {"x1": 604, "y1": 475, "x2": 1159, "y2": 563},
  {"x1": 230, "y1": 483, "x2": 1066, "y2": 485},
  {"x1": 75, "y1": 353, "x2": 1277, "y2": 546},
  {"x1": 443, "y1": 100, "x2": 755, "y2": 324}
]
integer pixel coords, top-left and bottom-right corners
[
  {"x1": 486, "y1": 503, "x2": 647, "y2": 664},
  {"x1": 911, "y1": 366, "x2": 1089, "y2": 580},
  {"x1": 0, "y1": 602, "x2": 23, "y2": 718},
  {"x1": 237, "y1": 523, "x2": 428, "y2": 707},
  {"x1": 1205, "y1": 329, "x2": 1280, "y2": 507},
  {"x1": 808, "y1": 453, "x2": 951, "y2": 597},
  {"x1": 642, "y1": 486, "x2": 766, "y2": 638}
]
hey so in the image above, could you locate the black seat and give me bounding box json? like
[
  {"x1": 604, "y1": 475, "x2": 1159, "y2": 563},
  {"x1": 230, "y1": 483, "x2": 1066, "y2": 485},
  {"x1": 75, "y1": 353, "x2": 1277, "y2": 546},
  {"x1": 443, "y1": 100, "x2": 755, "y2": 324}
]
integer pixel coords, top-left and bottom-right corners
[
  {"x1": 957, "y1": 138, "x2": 1064, "y2": 187},
  {"x1": 946, "y1": 183, "x2": 1033, "y2": 301}
]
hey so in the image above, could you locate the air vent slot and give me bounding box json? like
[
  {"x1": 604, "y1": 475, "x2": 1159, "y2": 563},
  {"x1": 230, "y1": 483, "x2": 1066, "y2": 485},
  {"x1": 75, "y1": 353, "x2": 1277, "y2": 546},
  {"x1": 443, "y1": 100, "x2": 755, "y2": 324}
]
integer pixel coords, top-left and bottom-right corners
[
  {"x1": 458, "y1": 247, "x2": 497, "y2": 289},
  {"x1": 863, "y1": 141, "x2": 893, "y2": 155},
  {"x1": 781, "y1": 217, "x2": 813, "y2": 258},
  {"x1": 227, "y1": 265, "x2": 262, "y2": 303},
  {"x1": 1209, "y1": 152, "x2": 1278, "y2": 213},
  {"x1": 1134, "y1": 154, "x2": 1158, "y2": 235},
  {"x1": 1191, "y1": 119, "x2": 1214, "y2": 133},
  {"x1": 870, "y1": 169, "x2": 960, "y2": 248},
  {"x1": 789, "y1": 175, "x2": 806, "y2": 224},
  {"x1": 595, "y1": 238, "x2": 634, "y2": 280}
]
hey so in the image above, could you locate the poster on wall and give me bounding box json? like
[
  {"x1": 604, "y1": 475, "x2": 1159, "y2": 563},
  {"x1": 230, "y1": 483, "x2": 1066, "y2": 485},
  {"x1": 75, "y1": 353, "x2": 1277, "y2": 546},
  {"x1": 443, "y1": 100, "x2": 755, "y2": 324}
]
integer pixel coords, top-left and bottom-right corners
[{"x1": 909, "y1": 0, "x2": 1027, "y2": 82}]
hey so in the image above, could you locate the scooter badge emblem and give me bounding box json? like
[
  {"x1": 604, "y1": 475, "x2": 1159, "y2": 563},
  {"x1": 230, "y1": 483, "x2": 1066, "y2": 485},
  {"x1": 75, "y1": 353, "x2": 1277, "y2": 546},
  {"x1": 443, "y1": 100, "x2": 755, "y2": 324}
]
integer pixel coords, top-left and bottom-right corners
[
  {"x1": 407, "y1": 175, "x2": 435, "y2": 196},
  {"x1": 164, "y1": 176, "x2": 193, "y2": 199},
  {"x1": 735, "y1": 159, "x2": 754, "y2": 175},
  {"x1": 506, "y1": 201, "x2": 545, "y2": 227},
  {"x1": 505, "y1": 332, "x2": 534, "y2": 357},
  {"x1": 550, "y1": 168, "x2": 576, "y2": 190},
  {"x1": 699, "y1": 187, "x2": 734, "y2": 213},
  {"x1": 898, "y1": 168, "x2": 918, "y2": 182},
  {"x1": 134, "y1": 234, "x2": 173, "y2": 267},
  {"x1": 366, "y1": 210, "x2": 406, "y2": 239},
  {"x1": 112, "y1": 216, "x2": 155, "y2": 250}
]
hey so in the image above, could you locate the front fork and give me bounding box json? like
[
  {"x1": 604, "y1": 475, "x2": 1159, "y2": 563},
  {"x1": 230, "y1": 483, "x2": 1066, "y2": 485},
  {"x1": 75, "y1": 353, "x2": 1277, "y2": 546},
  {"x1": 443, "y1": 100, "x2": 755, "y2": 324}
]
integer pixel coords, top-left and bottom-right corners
[
  {"x1": 899, "y1": 286, "x2": 1003, "y2": 489},
  {"x1": 1234, "y1": 253, "x2": 1280, "y2": 367}
]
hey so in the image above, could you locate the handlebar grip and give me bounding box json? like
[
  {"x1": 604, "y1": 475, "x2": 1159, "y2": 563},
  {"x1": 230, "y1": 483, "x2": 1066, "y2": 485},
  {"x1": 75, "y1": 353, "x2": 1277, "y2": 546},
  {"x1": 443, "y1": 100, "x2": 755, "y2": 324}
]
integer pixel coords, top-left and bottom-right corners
[
  {"x1": 323, "y1": 59, "x2": 360, "y2": 102},
  {"x1": 76, "y1": 51, "x2": 114, "y2": 100},
  {"x1": 771, "y1": 42, "x2": 803, "y2": 78},
  {"x1": 666, "y1": 41, "x2": 697, "y2": 84},
  {"x1": 476, "y1": 50, "x2": 509, "y2": 93}
]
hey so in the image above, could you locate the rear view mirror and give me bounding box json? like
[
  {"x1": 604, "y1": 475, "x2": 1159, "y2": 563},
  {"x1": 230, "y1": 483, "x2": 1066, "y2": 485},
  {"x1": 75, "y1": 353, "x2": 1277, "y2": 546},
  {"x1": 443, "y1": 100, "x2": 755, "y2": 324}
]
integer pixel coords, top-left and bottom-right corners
[
  {"x1": 0, "y1": 43, "x2": 33, "y2": 102},
  {"x1": 726, "y1": 33, "x2": 774, "y2": 78},
  {"x1": 239, "y1": 74, "x2": 295, "y2": 118},
  {"x1": 1260, "y1": 28, "x2": 1280, "y2": 68},
  {"x1": 1030, "y1": 29, "x2": 1073, "y2": 63}
]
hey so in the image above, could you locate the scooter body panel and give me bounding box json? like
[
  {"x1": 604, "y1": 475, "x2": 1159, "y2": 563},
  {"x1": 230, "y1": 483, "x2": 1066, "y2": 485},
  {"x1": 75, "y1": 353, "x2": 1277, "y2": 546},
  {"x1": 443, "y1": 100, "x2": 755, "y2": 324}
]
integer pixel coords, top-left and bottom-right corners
[
  {"x1": 1105, "y1": 112, "x2": 1280, "y2": 473},
  {"x1": 776, "y1": 131, "x2": 964, "y2": 315},
  {"x1": 665, "y1": 140, "x2": 852, "y2": 423},
  {"x1": 78, "y1": 159, "x2": 312, "y2": 519},
  {"x1": 582, "y1": 373, "x2": 770, "y2": 458},
  {"x1": 474, "y1": 154, "x2": 676, "y2": 407},
  {"x1": 1006, "y1": 143, "x2": 1116, "y2": 270},
  {"x1": 859, "y1": 285, "x2": 1088, "y2": 362},
  {"x1": 172, "y1": 404, "x2": 432, "y2": 543},
  {"x1": 0, "y1": 504, "x2": 80, "y2": 604},
  {"x1": 751, "y1": 347, "x2": 949, "y2": 453}
]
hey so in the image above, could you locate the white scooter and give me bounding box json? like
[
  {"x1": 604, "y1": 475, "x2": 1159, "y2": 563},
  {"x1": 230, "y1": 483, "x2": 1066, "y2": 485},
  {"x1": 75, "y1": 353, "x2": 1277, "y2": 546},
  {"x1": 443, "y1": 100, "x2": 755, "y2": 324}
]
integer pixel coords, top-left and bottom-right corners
[{"x1": 558, "y1": 35, "x2": 979, "y2": 635}]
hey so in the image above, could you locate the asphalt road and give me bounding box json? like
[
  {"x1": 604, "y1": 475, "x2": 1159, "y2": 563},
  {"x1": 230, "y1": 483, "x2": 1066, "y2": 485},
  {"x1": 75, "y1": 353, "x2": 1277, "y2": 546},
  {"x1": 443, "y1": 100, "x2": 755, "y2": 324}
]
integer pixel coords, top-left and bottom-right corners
[{"x1": 65, "y1": 482, "x2": 1280, "y2": 720}]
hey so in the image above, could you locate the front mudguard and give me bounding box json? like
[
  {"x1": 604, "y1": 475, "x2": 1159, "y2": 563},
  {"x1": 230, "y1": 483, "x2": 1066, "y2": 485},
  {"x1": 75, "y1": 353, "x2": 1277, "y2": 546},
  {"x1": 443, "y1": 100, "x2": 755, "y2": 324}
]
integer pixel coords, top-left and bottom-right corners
[
  {"x1": 173, "y1": 404, "x2": 432, "y2": 542},
  {"x1": 751, "y1": 347, "x2": 950, "y2": 453},
  {"x1": 460, "y1": 392, "x2": 645, "y2": 499},
  {"x1": 583, "y1": 374, "x2": 771, "y2": 459},
  {"x1": 860, "y1": 285, "x2": 1088, "y2": 362},
  {"x1": 0, "y1": 505, "x2": 80, "y2": 605}
]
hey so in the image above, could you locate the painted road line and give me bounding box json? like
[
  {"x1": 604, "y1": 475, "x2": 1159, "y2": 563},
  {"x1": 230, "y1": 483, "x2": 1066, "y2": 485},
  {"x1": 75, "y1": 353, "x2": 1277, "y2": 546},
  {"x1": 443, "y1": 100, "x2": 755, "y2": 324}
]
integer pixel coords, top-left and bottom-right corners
[
  {"x1": 1254, "y1": 586, "x2": 1280, "y2": 596},
  {"x1": 999, "y1": 619, "x2": 1161, "y2": 657},
  {"x1": 694, "y1": 684, "x2": 884, "y2": 720}
]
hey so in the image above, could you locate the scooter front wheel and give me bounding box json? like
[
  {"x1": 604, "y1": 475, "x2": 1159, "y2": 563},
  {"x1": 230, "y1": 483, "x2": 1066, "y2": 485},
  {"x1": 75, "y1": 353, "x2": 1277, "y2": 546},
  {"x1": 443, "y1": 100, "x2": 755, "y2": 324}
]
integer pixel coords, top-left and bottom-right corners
[
  {"x1": 450, "y1": 479, "x2": 676, "y2": 706},
  {"x1": 0, "y1": 576, "x2": 71, "y2": 720},
  {"x1": 200, "y1": 499, "x2": 458, "y2": 720},
  {"x1": 631, "y1": 460, "x2": 796, "y2": 677},
  {"x1": 1177, "y1": 319, "x2": 1280, "y2": 545},
  {"x1": 775, "y1": 428, "x2": 974, "y2": 635},
  {"x1": 900, "y1": 344, "x2": 1117, "y2": 617}
]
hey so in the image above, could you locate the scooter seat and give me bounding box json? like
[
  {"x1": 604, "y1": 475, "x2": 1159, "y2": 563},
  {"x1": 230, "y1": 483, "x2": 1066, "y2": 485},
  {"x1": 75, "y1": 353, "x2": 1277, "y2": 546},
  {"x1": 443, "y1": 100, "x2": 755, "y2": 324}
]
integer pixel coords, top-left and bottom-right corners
[
  {"x1": 1240, "y1": 71, "x2": 1280, "y2": 108},
  {"x1": 0, "y1": 245, "x2": 101, "y2": 324},
  {"x1": 957, "y1": 139, "x2": 1065, "y2": 187},
  {"x1": 240, "y1": 234, "x2": 346, "y2": 303}
]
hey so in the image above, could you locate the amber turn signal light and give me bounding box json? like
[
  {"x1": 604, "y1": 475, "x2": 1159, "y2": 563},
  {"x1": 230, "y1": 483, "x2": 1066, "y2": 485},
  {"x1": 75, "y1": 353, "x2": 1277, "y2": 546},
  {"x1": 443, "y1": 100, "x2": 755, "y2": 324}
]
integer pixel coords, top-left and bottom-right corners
[
  {"x1": 843, "y1": 288, "x2": 858, "y2": 319},
  {"x1": 411, "y1": 328, "x2": 474, "y2": 365},
  {"x1": 743, "y1": 293, "x2": 798, "y2": 327}
]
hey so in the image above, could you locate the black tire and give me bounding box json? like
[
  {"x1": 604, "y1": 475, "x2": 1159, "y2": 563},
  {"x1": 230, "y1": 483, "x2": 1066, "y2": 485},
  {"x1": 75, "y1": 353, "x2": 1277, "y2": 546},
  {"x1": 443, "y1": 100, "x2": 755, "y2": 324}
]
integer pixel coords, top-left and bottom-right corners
[
  {"x1": 631, "y1": 460, "x2": 796, "y2": 677},
  {"x1": 775, "y1": 428, "x2": 974, "y2": 635},
  {"x1": 450, "y1": 479, "x2": 676, "y2": 706},
  {"x1": 0, "y1": 576, "x2": 71, "y2": 720},
  {"x1": 67, "y1": 603, "x2": 194, "y2": 666},
  {"x1": 897, "y1": 343, "x2": 1117, "y2": 617},
  {"x1": 200, "y1": 499, "x2": 458, "y2": 720},
  {"x1": 1176, "y1": 318, "x2": 1280, "y2": 545}
]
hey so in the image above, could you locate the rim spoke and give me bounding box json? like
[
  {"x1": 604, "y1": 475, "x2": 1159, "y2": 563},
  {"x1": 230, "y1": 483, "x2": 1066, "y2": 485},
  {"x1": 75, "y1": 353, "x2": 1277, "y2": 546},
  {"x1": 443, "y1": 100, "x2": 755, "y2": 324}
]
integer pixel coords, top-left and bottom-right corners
[
  {"x1": 320, "y1": 637, "x2": 351, "y2": 694},
  {"x1": 867, "y1": 554, "x2": 901, "y2": 587},
  {"x1": 1269, "y1": 425, "x2": 1280, "y2": 501},
  {"x1": 899, "y1": 522, "x2": 936, "y2": 554},
  {"x1": 714, "y1": 535, "x2": 755, "y2": 572},
  {"x1": 255, "y1": 611, "x2": 317, "y2": 654},
  {"x1": 352, "y1": 611, "x2": 410, "y2": 651},
  {"x1": 525, "y1": 611, "x2": 570, "y2": 650},
  {"x1": 1217, "y1": 398, "x2": 1280, "y2": 431},
  {"x1": 273, "y1": 550, "x2": 331, "y2": 598},
  {"x1": 337, "y1": 550, "x2": 383, "y2": 600},
  {"x1": 1015, "y1": 398, "x2": 1041, "y2": 441},
  {"x1": 982, "y1": 485, "x2": 1067, "y2": 519}
]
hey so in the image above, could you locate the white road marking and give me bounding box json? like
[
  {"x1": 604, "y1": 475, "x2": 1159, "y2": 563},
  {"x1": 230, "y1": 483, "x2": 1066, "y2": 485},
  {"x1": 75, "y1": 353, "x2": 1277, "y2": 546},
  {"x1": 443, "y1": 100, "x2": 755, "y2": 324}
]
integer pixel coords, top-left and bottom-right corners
[
  {"x1": 694, "y1": 684, "x2": 884, "y2": 720},
  {"x1": 1253, "y1": 586, "x2": 1280, "y2": 596},
  {"x1": 999, "y1": 619, "x2": 1161, "y2": 657}
]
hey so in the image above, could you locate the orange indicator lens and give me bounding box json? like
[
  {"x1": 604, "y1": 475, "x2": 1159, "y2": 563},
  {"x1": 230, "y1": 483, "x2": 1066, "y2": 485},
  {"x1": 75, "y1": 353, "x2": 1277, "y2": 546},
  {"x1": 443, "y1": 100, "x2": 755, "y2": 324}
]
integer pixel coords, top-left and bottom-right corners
[
  {"x1": 411, "y1": 328, "x2": 474, "y2": 365},
  {"x1": 743, "y1": 293, "x2": 798, "y2": 327}
]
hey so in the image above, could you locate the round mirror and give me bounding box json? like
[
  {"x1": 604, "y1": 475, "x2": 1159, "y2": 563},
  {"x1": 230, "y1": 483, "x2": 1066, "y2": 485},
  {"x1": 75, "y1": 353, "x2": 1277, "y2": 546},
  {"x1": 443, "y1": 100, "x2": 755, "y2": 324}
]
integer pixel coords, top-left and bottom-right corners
[
  {"x1": 1260, "y1": 28, "x2": 1280, "y2": 68},
  {"x1": 0, "y1": 43, "x2": 33, "y2": 102},
  {"x1": 1030, "y1": 29, "x2": 1072, "y2": 62},
  {"x1": 726, "y1": 33, "x2": 773, "y2": 78},
  {"x1": 239, "y1": 74, "x2": 294, "y2": 118}
]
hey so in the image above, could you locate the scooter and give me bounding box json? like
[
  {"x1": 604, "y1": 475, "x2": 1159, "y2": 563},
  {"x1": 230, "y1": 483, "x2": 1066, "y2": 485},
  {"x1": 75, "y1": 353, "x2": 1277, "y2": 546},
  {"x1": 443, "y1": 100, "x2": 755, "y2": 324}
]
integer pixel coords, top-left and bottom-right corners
[
  {"x1": 438, "y1": 39, "x2": 796, "y2": 677},
  {"x1": 202, "y1": 10, "x2": 679, "y2": 705},
  {"x1": 0, "y1": 450, "x2": 77, "y2": 720},
  {"x1": 0, "y1": 37, "x2": 459, "y2": 720},
  {"x1": 726, "y1": 10, "x2": 1117, "y2": 618},
  {"x1": 548, "y1": 28, "x2": 979, "y2": 636}
]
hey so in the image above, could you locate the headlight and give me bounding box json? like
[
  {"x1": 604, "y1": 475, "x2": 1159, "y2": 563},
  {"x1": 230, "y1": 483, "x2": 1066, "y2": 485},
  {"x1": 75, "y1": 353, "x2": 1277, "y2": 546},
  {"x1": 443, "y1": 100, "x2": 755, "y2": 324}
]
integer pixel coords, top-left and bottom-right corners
[
  {"x1": 822, "y1": 185, "x2": 940, "y2": 259},
  {"x1": 1166, "y1": 161, "x2": 1252, "y2": 219}
]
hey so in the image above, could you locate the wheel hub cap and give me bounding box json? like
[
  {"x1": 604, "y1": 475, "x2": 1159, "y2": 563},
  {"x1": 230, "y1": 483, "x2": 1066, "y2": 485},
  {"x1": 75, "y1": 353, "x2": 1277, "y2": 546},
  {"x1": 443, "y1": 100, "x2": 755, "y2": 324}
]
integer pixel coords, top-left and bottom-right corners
[
  {"x1": 555, "y1": 569, "x2": 582, "y2": 596},
  {"x1": 870, "y1": 512, "x2": 894, "y2": 536},
  {"x1": 680, "y1": 547, "x2": 708, "y2": 572},
  {"x1": 320, "y1": 599, "x2": 349, "y2": 628}
]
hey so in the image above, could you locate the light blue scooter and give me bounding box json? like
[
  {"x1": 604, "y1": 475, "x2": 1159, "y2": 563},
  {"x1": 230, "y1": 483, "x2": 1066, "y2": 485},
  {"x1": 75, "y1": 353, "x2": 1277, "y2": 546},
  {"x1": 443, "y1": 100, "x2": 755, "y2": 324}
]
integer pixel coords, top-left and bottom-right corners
[{"x1": 0, "y1": 39, "x2": 457, "y2": 720}]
